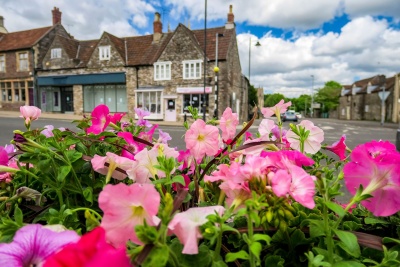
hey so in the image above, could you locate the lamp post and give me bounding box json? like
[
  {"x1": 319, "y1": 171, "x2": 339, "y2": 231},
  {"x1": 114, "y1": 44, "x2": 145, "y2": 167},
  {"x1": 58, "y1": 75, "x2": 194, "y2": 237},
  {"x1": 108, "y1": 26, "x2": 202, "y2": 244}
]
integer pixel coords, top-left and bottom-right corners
[
  {"x1": 214, "y1": 33, "x2": 224, "y2": 118},
  {"x1": 248, "y1": 37, "x2": 261, "y2": 87},
  {"x1": 202, "y1": 0, "x2": 207, "y2": 121},
  {"x1": 310, "y1": 75, "x2": 314, "y2": 117}
]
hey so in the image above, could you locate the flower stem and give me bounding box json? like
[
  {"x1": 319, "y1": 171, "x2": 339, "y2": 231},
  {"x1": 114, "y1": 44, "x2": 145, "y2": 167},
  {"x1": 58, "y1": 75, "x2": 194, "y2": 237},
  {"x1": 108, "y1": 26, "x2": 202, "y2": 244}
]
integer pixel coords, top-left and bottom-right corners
[
  {"x1": 323, "y1": 204, "x2": 334, "y2": 264},
  {"x1": 72, "y1": 207, "x2": 102, "y2": 219},
  {"x1": 247, "y1": 209, "x2": 256, "y2": 267},
  {"x1": 168, "y1": 246, "x2": 180, "y2": 267},
  {"x1": 56, "y1": 189, "x2": 64, "y2": 207},
  {"x1": 213, "y1": 222, "x2": 223, "y2": 261}
]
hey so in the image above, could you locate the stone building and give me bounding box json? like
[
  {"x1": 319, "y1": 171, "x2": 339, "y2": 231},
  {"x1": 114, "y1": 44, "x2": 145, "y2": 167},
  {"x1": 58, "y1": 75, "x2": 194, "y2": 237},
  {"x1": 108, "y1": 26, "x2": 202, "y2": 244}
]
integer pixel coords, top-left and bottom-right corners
[
  {"x1": 338, "y1": 74, "x2": 400, "y2": 123},
  {"x1": 0, "y1": 7, "x2": 71, "y2": 111},
  {"x1": 30, "y1": 5, "x2": 248, "y2": 122}
]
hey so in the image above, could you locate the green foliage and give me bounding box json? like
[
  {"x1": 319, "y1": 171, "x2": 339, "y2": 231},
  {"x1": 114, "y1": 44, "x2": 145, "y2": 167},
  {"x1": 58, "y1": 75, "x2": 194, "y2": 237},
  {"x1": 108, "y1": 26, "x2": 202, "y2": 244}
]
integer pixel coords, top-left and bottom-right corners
[
  {"x1": 249, "y1": 84, "x2": 259, "y2": 107},
  {"x1": 264, "y1": 93, "x2": 288, "y2": 108},
  {"x1": 315, "y1": 80, "x2": 342, "y2": 112}
]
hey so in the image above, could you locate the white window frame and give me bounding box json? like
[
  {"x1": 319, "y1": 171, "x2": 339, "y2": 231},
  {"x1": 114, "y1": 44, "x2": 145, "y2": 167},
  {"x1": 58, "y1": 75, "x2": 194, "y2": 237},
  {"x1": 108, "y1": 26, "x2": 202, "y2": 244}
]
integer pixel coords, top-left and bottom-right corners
[
  {"x1": 18, "y1": 52, "x2": 29, "y2": 71},
  {"x1": 0, "y1": 54, "x2": 5, "y2": 72},
  {"x1": 135, "y1": 89, "x2": 164, "y2": 120},
  {"x1": 154, "y1": 62, "x2": 171, "y2": 81},
  {"x1": 51, "y1": 48, "x2": 62, "y2": 59},
  {"x1": 99, "y1": 46, "x2": 111, "y2": 60},
  {"x1": 183, "y1": 60, "x2": 202, "y2": 79}
]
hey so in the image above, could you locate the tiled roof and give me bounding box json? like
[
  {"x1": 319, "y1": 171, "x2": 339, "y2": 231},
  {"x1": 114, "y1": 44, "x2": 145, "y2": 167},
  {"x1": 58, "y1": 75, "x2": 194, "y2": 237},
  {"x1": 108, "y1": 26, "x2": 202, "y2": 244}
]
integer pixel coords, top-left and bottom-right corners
[
  {"x1": 193, "y1": 26, "x2": 234, "y2": 61},
  {"x1": 0, "y1": 26, "x2": 52, "y2": 51},
  {"x1": 57, "y1": 34, "x2": 79, "y2": 59},
  {"x1": 106, "y1": 32, "x2": 126, "y2": 63},
  {"x1": 76, "y1": 39, "x2": 98, "y2": 67}
]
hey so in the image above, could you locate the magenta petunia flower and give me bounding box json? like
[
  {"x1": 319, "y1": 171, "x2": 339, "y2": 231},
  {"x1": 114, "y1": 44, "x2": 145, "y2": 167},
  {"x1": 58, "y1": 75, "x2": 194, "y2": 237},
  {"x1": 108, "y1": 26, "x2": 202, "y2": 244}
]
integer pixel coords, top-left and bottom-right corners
[
  {"x1": 261, "y1": 99, "x2": 291, "y2": 118},
  {"x1": 0, "y1": 146, "x2": 8, "y2": 166},
  {"x1": 109, "y1": 112, "x2": 126, "y2": 124},
  {"x1": 0, "y1": 224, "x2": 79, "y2": 267},
  {"x1": 99, "y1": 183, "x2": 160, "y2": 247},
  {"x1": 286, "y1": 120, "x2": 324, "y2": 154},
  {"x1": 185, "y1": 119, "x2": 219, "y2": 162},
  {"x1": 20, "y1": 106, "x2": 41, "y2": 125},
  {"x1": 343, "y1": 140, "x2": 400, "y2": 216},
  {"x1": 87, "y1": 104, "x2": 111, "y2": 134},
  {"x1": 325, "y1": 134, "x2": 347, "y2": 160},
  {"x1": 168, "y1": 206, "x2": 225, "y2": 254},
  {"x1": 219, "y1": 107, "x2": 239, "y2": 142},
  {"x1": 117, "y1": 132, "x2": 144, "y2": 160}
]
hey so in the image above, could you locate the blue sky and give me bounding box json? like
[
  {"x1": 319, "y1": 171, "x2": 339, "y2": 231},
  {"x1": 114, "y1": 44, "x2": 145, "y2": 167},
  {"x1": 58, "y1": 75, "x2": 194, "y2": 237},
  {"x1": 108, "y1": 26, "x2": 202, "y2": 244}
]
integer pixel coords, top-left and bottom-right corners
[{"x1": 1, "y1": 0, "x2": 399, "y2": 97}]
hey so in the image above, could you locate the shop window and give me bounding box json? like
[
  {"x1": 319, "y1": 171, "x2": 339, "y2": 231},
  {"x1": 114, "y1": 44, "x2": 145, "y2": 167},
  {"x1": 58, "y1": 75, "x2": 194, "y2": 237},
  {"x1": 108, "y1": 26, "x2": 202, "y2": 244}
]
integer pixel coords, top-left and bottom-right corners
[
  {"x1": 183, "y1": 94, "x2": 208, "y2": 114},
  {"x1": 136, "y1": 90, "x2": 163, "y2": 119},
  {"x1": 83, "y1": 84, "x2": 127, "y2": 112}
]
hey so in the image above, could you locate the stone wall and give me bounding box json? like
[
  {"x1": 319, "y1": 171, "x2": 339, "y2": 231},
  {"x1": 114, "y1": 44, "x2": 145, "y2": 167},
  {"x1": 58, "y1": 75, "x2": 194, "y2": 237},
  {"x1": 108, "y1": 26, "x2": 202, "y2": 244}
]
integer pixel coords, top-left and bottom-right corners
[
  {"x1": 73, "y1": 85, "x2": 83, "y2": 115},
  {"x1": 86, "y1": 34, "x2": 125, "y2": 69}
]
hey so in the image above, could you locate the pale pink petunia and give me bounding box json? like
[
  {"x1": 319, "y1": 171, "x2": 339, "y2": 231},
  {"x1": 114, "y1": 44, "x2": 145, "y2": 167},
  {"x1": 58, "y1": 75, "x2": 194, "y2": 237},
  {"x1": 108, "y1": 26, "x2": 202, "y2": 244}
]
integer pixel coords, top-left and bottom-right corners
[
  {"x1": 41, "y1": 125, "x2": 55, "y2": 137},
  {"x1": 219, "y1": 107, "x2": 239, "y2": 142},
  {"x1": 325, "y1": 134, "x2": 347, "y2": 160},
  {"x1": 258, "y1": 119, "x2": 276, "y2": 137},
  {"x1": 288, "y1": 164, "x2": 316, "y2": 209},
  {"x1": 157, "y1": 129, "x2": 172, "y2": 144},
  {"x1": 286, "y1": 120, "x2": 324, "y2": 154},
  {"x1": 269, "y1": 170, "x2": 291, "y2": 197},
  {"x1": 20, "y1": 106, "x2": 41, "y2": 126},
  {"x1": 261, "y1": 99, "x2": 291, "y2": 118},
  {"x1": 135, "y1": 108, "x2": 152, "y2": 127},
  {"x1": 99, "y1": 183, "x2": 160, "y2": 247},
  {"x1": 343, "y1": 140, "x2": 400, "y2": 216},
  {"x1": 261, "y1": 150, "x2": 315, "y2": 167},
  {"x1": 87, "y1": 104, "x2": 111, "y2": 135},
  {"x1": 91, "y1": 152, "x2": 133, "y2": 181},
  {"x1": 185, "y1": 119, "x2": 219, "y2": 162},
  {"x1": 168, "y1": 206, "x2": 225, "y2": 254}
]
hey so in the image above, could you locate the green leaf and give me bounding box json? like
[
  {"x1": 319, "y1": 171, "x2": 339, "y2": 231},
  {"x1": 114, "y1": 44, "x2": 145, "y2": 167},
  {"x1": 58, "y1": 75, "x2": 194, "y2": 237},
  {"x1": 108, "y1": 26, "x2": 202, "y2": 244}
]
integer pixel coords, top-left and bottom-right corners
[
  {"x1": 65, "y1": 150, "x2": 83, "y2": 163},
  {"x1": 225, "y1": 250, "x2": 249, "y2": 262},
  {"x1": 142, "y1": 244, "x2": 169, "y2": 267},
  {"x1": 325, "y1": 201, "x2": 345, "y2": 217},
  {"x1": 383, "y1": 237, "x2": 400, "y2": 245},
  {"x1": 171, "y1": 175, "x2": 185, "y2": 186},
  {"x1": 14, "y1": 205, "x2": 23, "y2": 225},
  {"x1": 264, "y1": 255, "x2": 285, "y2": 267},
  {"x1": 56, "y1": 165, "x2": 71, "y2": 183},
  {"x1": 83, "y1": 187, "x2": 93, "y2": 204},
  {"x1": 253, "y1": 233, "x2": 271, "y2": 244},
  {"x1": 333, "y1": 229, "x2": 360, "y2": 258},
  {"x1": 332, "y1": 261, "x2": 365, "y2": 267},
  {"x1": 250, "y1": 241, "x2": 262, "y2": 260},
  {"x1": 364, "y1": 217, "x2": 390, "y2": 225},
  {"x1": 309, "y1": 220, "x2": 326, "y2": 238}
]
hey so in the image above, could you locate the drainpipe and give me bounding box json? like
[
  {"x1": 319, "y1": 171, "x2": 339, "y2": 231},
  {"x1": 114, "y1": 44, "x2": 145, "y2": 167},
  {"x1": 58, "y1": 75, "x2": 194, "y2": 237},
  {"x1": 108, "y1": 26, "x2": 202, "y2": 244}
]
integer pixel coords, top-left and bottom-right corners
[{"x1": 31, "y1": 48, "x2": 38, "y2": 107}]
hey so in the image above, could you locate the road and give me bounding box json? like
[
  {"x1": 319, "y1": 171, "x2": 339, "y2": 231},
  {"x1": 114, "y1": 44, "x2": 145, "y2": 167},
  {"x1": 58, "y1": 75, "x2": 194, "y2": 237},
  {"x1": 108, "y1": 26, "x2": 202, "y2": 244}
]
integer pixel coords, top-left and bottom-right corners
[{"x1": 0, "y1": 116, "x2": 396, "y2": 150}]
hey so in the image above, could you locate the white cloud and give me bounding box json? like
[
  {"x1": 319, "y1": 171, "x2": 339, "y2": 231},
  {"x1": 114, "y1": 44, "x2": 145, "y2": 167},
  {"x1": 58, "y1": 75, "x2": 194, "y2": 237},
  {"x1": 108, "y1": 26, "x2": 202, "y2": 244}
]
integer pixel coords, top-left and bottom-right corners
[{"x1": 344, "y1": 0, "x2": 400, "y2": 20}]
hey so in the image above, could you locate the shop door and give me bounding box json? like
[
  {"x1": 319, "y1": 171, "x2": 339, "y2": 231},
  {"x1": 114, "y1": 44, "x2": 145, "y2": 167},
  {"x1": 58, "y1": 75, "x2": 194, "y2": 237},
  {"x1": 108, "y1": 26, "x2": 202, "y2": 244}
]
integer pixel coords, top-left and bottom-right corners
[
  {"x1": 165, "y1": 99, "x2": 176, "y2": 122},
  {"x1": 61, "y1": 87, "x2": 74, "y2": 112}
]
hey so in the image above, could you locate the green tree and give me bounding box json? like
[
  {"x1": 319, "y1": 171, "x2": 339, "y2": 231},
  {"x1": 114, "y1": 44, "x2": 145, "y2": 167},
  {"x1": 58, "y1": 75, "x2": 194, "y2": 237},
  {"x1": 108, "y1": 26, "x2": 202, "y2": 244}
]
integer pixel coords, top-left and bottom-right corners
[
  {"x1": 315, "y1": 81, "x2": 341, "y2": 112},
  {"x1": 248, "y1": 85, "x2": 258, "y2": 108},
  {"x1": 264, "y1": 93, "x2": 288, "y2": 107},
  {"x1": 291, "y1": 94, "x2": 311, "y2": 113}
]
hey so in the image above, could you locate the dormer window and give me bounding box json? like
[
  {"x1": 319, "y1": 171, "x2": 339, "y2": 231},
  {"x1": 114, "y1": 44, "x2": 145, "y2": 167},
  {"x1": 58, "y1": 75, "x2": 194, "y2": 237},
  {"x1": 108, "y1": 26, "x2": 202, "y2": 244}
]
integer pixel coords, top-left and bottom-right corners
[
  {"x1": 99, "y1": 46, "x2": 111, "y2": 60},
  {"x1": 154, "y1": 62, "x2": 171, "y2": 81},
  {"x1": 183, "y1": 60, "x2": 202, "y2": 79},
  {"x1": 51, "y1": 48, "x2": 62, "y2": 59}
]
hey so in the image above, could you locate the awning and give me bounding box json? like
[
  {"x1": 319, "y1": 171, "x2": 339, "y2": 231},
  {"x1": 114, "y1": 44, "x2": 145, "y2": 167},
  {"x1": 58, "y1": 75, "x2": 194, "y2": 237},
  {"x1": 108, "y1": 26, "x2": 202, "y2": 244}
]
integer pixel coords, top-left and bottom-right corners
[{"x1": 37, "y1": 72, "x2": 126, "y2": 86}]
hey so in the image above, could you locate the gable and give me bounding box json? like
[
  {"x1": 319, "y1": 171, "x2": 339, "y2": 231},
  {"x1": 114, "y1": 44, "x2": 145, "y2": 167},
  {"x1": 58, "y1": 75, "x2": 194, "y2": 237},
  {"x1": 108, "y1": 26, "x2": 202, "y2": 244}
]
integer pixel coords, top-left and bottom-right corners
[
  {"x1": 42, "y1": 34, "x2": 79, "y2": 69},
  {"x1": 86, "y1": 32, "x2": 125, "y2": 68},
  {"x1": 0, "y1": 26, "x2": 52, "y2": 52}
]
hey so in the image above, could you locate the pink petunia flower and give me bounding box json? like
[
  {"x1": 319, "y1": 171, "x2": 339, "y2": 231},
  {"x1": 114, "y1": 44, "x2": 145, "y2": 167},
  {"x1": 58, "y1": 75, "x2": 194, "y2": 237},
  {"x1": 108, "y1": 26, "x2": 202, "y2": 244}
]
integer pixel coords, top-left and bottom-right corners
[
  {"x1": 261, "y1": 99, "x2": 291, "y2": 118},
  {"x1": 87, "y1": 104, "x2": 111, "y2": 135},
  {"x1": 168, "y1": 206, "x2": 225, "y2": 254},
  {"x1": 219, "y1": 107, "x2": 239, "y2": 142},
  {"x1": 99, "y1": 183, "x2": 160, "y2": 247},
  {"x1": 135, "y1": 108, "x2": 152, "y2": 127},
  {"x1": 0, "y1": 224, "x2": 79, "y2": 267},
  {"x1": 0, "y1": 146, "x2": 8, "y2": 166},
  {"x1": 286, "y1": 120, "x2": 324, "y2": 154},
  {"x1": 343, "y1": 140, "x2": 400, "y2": 216},
  {"x1": 109, "y1": 112, "x2": 126, "y2": 124},
  {"x1": 117, "y1": 132, "x2": 144, "y2": 160},
  {"x1": 157, "y1": 129, "x2": 172, "y2": 144},
  {"x1": 91, "y1": 152, "x2": 133, "y2": 182},
  {"x1": 20, "y1": 106, "x2": 41, "y2": 126},
  {"x1": 185, "y1": 119, "x2": 219, "y2": 162},
  {"x1": 258, "y1": 119, "x2": 276, "y2": 138},
  {"x1": 325, "y1": 134, "x2": 347, "y2": 160},
  {"x1": 43, "y1": 227, "x2": 131, "y2": 267}
]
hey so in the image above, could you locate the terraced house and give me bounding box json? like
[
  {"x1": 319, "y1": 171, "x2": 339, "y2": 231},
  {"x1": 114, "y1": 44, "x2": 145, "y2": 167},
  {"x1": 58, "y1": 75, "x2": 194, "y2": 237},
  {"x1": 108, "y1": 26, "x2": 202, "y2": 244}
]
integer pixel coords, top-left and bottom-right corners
[
  {"x1": 0, "y1": 8, "x2": 71, "y2": 111},
  {"x1": 338, "y1": 74, "x2": 400, "y2": 123},
  {"x1": 0, "y1": 6, "x2": 248, "y2": 122}
]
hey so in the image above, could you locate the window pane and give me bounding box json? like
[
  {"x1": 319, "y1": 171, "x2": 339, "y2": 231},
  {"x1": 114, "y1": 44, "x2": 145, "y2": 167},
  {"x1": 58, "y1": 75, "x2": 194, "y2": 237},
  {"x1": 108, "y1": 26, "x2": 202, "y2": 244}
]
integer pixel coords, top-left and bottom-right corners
[
  {"x1": 116, "y1": 85, "x2": 127, "y2": 112},
  {"x1": 94, "y1": 85, "x2": 105, "y2": 106},
  {"x1": 166, "y1": 64, "x2": 170, "y2": 79},
  {"x1": 105, "y1": 85, "x2": 116, "y2": 112},
  {"x1": 185, "y1": 64, "x2": 189, "y2": 79},
  {"x1": 21, "y1": 88, "x2": 26, "y2": 101},
  {"x1": 2, "y1": 89, "x2": 6, "y2": 101},
  {"x1": 137, "y1": 92, "x2": 143, "y2": 108},
  {"x1": 155, "y1": 65, "x2": 159, "y2": 80},
  {"x1": 160, "y1": 65, "x2": 164, "y2": 79},
  {"x1": 196, "y1": 63, "x2": 200, "y2": 78}
]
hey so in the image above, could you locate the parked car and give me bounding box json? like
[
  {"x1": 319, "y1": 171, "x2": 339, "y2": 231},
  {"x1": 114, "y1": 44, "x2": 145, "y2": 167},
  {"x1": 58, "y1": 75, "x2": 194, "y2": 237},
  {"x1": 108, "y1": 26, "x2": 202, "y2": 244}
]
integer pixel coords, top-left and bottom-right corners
[
  {"x1": 295, "y1": 112, "x2": 302, "y2": 119},
  {"x1": 282, "y1": 111, "x2": 298, "y2": 122}
]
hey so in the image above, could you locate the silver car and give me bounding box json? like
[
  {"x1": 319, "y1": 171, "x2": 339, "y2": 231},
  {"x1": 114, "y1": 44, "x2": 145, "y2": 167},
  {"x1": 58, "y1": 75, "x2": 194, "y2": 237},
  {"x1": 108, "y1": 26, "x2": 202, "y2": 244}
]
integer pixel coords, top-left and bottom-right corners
[{"x1": 282, "y1": 111, "x2": 298, "y2": 122}]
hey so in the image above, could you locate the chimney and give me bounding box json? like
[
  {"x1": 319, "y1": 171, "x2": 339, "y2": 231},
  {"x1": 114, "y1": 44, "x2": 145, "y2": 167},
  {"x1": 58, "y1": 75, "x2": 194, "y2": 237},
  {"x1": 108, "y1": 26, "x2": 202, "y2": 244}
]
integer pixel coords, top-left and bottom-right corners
[
  {"x1": 225, "y1": 5, "x2": 235, "y2": 29},
  {"x1": 153, "y1": 12, "x2": 162, "y2": 42},
  {"x1": 0, "y1": 16, "x2": 8, "y2": 33},
  {"x1": 52, "y1": 7, "x2": 62, "y2": 25}
]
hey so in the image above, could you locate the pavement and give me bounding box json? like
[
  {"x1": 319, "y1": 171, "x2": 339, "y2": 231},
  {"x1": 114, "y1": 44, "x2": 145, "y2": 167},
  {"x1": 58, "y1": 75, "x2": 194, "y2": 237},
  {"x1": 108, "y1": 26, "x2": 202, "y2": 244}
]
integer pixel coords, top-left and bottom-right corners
[{"x1": 0, "y1": 110, "x2": 399, "y2": 130}]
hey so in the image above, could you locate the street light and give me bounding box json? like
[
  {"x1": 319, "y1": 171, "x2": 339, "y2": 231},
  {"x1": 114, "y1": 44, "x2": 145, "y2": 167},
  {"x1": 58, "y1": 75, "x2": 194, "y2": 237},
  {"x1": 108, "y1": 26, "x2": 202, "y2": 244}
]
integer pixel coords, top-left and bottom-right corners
[
  {"x1": 214, "y1": 33, "x2": 224, "y2": 118},
  {"x1": 248, "y1": 37, "x2": 261, "y2": 87},
  {"x1": 202, "y1": 0, "x2": 207, "y2": 121},
  {"x1": 310, "y1": 75, "x2": 314, "y2": 117}
]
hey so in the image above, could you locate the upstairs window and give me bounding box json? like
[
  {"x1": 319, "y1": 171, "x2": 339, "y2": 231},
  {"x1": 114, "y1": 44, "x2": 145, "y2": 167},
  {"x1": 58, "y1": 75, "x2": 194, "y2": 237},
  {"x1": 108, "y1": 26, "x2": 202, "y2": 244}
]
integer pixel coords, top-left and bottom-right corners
[
  {"x1": 154, "y1": 62, "x2": 171, "y2": 81},
  {"x1": 0, "y1": 55, "x2": 5, "y2": 72},
  {"x1": 51, "y1": 48, "x2": 62, "y2": 59},
  {"x1": 183, "y1": 60, "x2": 202, "y2": 79},
  {"x1": 99, "y1": 46, "x2": 111, "y2": 60},
  {"x1": 18, "y1": 52, "x2": 29, "y2": 71}
]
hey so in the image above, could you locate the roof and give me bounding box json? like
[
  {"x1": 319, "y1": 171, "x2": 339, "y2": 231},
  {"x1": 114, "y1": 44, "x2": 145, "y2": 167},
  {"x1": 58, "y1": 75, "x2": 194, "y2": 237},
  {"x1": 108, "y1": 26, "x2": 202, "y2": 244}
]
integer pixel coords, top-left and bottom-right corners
[
  {"x1": 342, "y1": 74, "x2": 394, "y2": 96},
  {"x1": 56, "y1": 34, "x2": 79, "y2": 59},
  {"x1": 105, "y1": 32, "x2": 126, "y2": 63},
  {"x1": 193, "y1": 26, "x2": 234, "y2": 61},
  {"x1": 76, "y1": 39, "x2": 98, "y2": 67},
  {"x1": 0, "y1": 26, "x2": 52, "y2": 51}
]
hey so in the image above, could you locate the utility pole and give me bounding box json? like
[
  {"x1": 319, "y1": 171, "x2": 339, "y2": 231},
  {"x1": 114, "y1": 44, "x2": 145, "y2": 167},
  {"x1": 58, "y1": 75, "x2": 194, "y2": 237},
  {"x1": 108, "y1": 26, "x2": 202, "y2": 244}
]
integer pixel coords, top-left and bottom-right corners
[{"x1": 311, "y1": 75, "x2": 314, "y2": 117}]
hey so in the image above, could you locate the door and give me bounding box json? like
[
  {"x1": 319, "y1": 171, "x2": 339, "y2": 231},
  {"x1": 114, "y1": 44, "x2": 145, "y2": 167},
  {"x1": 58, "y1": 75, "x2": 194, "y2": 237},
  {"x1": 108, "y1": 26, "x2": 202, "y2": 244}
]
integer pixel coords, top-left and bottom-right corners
[
  {"x1": 52, "y1": 88, "x2": 61, "y2": 112},
  {"x1": 346, "y1": 106, "x2": 350, "y2": 120},
  {"x1": 61, "y1": 87, "x2": 74, "y2": 112},
  {"x1": 165, "y1": 99, "x2": 176, "y2": 122}
]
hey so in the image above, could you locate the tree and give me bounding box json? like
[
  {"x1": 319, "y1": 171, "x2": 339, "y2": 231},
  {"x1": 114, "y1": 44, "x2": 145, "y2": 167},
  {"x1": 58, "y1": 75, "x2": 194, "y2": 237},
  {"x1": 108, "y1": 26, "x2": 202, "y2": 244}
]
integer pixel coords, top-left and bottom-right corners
[
  {"x1": 291, "y1": 94, "x2": 311, "y2": 113},
  {"x1": 315, "y1": 81, "x2": 341, "y2": 112},
  {"x1": 264, "y1": 93, "x2": 288, "y2": 107},
  {"x1": 248, "y1": 85, "x2": 258, "y2": 108}
]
